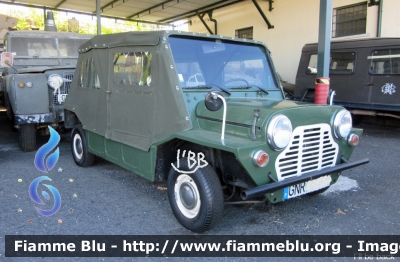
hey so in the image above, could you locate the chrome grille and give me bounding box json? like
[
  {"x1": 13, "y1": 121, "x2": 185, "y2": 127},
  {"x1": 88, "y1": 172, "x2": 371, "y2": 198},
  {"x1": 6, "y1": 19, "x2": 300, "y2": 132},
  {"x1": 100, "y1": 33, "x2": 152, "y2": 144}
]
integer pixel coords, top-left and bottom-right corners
[
  {"x1": 276, "y1": 124, "x2": 338, "y2": 181},
  {"x1": 52, "y1": 71, "x2": 74, "y2": 104}
]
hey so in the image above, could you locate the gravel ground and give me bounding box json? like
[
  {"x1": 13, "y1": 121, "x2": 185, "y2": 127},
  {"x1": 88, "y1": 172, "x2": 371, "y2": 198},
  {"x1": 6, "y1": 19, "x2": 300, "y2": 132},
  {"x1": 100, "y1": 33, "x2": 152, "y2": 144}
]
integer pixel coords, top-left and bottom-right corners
[{"x1": 0, "y1": 115, "x2": 399, "y2": 262}]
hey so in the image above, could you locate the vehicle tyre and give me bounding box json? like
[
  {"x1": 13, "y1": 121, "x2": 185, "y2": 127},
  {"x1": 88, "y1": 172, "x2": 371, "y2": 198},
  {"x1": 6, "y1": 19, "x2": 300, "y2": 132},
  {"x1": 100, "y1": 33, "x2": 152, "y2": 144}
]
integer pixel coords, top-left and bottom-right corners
[
  {"x1": 71, "y1": 124, "x2": 94, "y2": 167},
  {"x1": 167, "y1": 158, "x2": 224, "y2": 233},
  {"x1": 307, "y1": 186, "x2": 330, "y2": 196},
  {"x1": 18, "y1": 124, "x2": 36, "y2": 152}
]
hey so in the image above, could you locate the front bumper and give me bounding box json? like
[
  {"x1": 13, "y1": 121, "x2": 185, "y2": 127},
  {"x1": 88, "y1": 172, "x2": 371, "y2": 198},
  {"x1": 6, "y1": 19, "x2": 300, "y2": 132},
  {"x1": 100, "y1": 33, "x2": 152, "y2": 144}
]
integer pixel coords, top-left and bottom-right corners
[
  {"x1": 15, "y1": 113, "x2": 54, "y2": 124},
  {"x1": 240, "y1": 157, "x2": 369, "y2": 200}
]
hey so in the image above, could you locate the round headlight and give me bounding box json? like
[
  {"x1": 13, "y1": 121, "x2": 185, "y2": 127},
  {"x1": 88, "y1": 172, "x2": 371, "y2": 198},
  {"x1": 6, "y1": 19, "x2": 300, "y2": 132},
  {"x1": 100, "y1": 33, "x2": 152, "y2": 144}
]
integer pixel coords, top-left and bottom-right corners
[
  {"x1": 267, "y1": 114, "x2": 293, "y2": 151},
  {"x1": 47, "y1": 74, "x2": 63, "y2": 89},
  {"x1": 334, "y1": 109, "x2": 352, "y2": 139}
]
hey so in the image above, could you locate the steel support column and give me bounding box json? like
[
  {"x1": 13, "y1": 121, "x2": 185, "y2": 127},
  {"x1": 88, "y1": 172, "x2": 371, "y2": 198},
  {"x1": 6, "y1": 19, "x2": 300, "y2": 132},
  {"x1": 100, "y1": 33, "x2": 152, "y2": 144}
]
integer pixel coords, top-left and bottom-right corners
[
  {"x1": 96, "y1": 0, "x2": 101, "y2": 35},
  {"x1": 43, "y1": 8, "x2": 46, "y2": 28},
  {"x1": 316, "y1": 0, "x2": 332, "y2": 78}
]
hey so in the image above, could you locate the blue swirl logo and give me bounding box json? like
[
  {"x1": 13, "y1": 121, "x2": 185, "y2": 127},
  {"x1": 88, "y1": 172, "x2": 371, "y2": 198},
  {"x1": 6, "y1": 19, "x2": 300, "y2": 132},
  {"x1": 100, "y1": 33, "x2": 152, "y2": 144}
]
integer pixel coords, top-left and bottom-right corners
[
  {"x1": 29, "y1": 176, "x2": 61, "y2": 216},
  {"x1": 34, "y1": 126, "x2": 60, "y2": 173},
  {"x1": 30, "y1": 126, "x2": 62, "y2": 216}
]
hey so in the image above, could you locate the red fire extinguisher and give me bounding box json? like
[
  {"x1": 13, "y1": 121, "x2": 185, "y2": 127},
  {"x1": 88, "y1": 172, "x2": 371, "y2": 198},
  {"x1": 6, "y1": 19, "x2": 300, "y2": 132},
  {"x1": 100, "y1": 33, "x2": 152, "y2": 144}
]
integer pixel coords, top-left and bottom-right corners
[{"x1": 314, "y1": 77, "x2": 330, "y2": 105}]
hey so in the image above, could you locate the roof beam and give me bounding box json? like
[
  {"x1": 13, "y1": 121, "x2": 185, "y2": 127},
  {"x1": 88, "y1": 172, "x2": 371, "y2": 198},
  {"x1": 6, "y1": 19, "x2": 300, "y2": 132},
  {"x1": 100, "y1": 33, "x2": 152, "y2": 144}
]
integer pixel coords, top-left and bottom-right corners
[
  {"x1": 54, "y1": 0, "x2": 67, "y2": 8},
  {"x1": 127, "y1": 0, "x2": 174, "y2": 19},
  {"x1": 0, "y1": 0, "x2": 170, "y2": 26},
  {"x1": 197, "y1": 12, "x2": 213, "y2": 34},
  {"x1": 99, "y1": 0, "x2": 128, "y2": 13},
  {"x1": 159, "y1": 0, "x2": 243, "y2": 23},
  {"x1": 251, "y1": 0, "x2": 274, "y2": 29},
  {"x1": 100, "y1": 0, "x2": 120, "y2": 12}
]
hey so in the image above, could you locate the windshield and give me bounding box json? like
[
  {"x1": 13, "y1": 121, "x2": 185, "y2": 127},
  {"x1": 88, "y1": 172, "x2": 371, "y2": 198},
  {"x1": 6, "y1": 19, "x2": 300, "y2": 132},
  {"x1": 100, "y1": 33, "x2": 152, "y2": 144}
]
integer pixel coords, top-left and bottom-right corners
[
  {"x1": 168, "y1": 36, "x2": 279, "y2": 90},
  {"x1": 9, "y1": 36, "x2": 88, "y2": 57}
]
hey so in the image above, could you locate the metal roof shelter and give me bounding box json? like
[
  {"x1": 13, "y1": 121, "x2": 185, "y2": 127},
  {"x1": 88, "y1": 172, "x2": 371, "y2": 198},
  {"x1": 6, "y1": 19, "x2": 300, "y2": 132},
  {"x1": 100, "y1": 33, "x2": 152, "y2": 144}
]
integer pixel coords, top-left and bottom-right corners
[
  {"x1": 0, "y1": 0, "x2": 254, "y2": 26},
  {"x1": 0, "y1": 0, "x2": 333, "y2": 80}
]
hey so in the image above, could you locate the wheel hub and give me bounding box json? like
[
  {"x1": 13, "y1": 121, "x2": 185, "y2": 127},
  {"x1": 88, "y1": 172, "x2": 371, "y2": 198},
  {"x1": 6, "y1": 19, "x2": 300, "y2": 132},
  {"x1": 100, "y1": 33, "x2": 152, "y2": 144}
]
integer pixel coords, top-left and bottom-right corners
[
  {"x1": 179, "y1": 182, "x2": 197, "y2": 210},
  {"x1": 174, "y1": 174, "x2": 201, "y2": 218},
  {"x1": 73, "y1": 134, "x2": 83, "y2": 159},
  {"x1": 75, "y1": 139, "x2": 83, "y2": 155}
]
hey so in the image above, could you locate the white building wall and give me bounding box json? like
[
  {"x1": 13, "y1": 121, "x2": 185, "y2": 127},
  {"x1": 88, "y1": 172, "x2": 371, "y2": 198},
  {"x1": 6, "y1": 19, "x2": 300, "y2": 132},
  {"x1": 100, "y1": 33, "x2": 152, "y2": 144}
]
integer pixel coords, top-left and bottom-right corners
[
  {"x1": 188, "y1": 0, "x2": 399, "y2": 84},
  {"x1": 380, "y1": 0, "x2": 400, "y2": 37}
]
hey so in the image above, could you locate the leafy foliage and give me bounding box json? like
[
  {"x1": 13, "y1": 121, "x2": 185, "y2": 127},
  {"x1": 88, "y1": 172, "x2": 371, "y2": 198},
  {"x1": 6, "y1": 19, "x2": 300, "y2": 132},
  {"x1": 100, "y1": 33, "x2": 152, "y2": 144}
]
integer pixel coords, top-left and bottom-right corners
[{"x1": 0, "y1": 6, "x2": 163, "y2": 34}]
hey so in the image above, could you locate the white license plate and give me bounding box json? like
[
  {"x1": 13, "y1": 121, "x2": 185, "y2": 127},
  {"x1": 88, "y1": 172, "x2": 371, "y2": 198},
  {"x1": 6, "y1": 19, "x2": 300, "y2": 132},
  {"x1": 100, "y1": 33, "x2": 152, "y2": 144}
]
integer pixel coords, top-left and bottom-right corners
[
  {"x1": 58, "y1": 94, "x2": 67, "y2": 103},
  {"x1": 283, "y1": 176, "x2": 332, "y2": 200}
]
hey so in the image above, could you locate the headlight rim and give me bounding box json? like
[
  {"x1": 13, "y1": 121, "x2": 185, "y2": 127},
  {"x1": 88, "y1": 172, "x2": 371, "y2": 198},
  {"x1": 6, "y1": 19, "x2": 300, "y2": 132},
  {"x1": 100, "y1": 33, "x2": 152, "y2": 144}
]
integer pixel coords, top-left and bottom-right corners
[
  {"x1": 267, "y1": 114, "x2": 293, "y2": 151},
  {"x1": 47, "y1": 74, "x2": 64, "y2": 90},
  {"x1": 333, "y1": 109, "x2": 352, "y2": 139}
]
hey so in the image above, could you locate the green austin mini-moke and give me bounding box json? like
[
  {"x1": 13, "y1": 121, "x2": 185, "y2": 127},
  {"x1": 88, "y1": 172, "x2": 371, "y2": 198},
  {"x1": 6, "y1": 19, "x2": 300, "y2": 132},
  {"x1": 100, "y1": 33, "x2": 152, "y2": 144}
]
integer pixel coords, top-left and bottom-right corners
[{"x1": 64, "y1": 31, "x2": 369, "y2": 233}]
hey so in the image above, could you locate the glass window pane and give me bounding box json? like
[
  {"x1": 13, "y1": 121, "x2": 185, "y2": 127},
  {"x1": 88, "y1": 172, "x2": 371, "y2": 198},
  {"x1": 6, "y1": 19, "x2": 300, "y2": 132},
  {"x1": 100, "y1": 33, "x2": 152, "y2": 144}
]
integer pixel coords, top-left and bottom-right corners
[
  {"x1": 307, "y1": 52, "x2": 355, "y2": 75},
  {"x1": 307, "y1": 54, "x2": 318, "y2": 75},
  {"x1": 113, "y1": 52, "x2": 152, "y2": 86},
  {"x1": 169, "y1": 36, "x2": 278, "y2": 90},
  {"x1": 223, "y1": 59, "x2": 264, "y2": 86},
  {"x1": 235, "y1": 27, "x2": 253, "y2": 40},
  {"x1": 10, "y1": 37, "x2": 58, "y2": 57},
  {"x1": 369, "y1": 50, "x2": 390, "y2": 74},
  {"x1": 391, "y1": 49, "x2": 400, "y2": 74},
  {"x1": 89, "y1": 57, "x2": 100, "y2": 89},
  {"x1": 79, "y1": 58, "x2": 101, "y2": 88},
  {"x1": 79, "y1": 60, "x2": 85, "y2": 87},
  {"x1": 332, "y1": 3, "x2": 366, "y2": 38},
  {"x1": 58, "y1": 38, "x2": 89, "y2": 57},
  {"x1": 330, "y1": 52, "x2": 356, "y2": 74}
]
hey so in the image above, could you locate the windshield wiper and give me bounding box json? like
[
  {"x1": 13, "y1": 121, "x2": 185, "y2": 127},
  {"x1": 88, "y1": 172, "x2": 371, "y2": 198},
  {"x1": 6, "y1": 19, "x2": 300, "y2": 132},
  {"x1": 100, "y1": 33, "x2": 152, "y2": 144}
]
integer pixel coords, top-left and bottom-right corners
[
  {"x1": 183, "y1": 85, "x2": 212, "y2": 89},
  {"x1": 228, "y1": 86, "x2": 251, "y2": 89},
  {"x1": 184, "y1": 84, "x2": 231, "y2": 95},
  {"x1": 248, "y1": 85, "x2": 269, "y2": 94},
  {"x1": 229, "y1": 85, "x2": 269, "y2": 94},
  {"x1": 209, "y1": 84, "x2": 231, "y2": 95}
]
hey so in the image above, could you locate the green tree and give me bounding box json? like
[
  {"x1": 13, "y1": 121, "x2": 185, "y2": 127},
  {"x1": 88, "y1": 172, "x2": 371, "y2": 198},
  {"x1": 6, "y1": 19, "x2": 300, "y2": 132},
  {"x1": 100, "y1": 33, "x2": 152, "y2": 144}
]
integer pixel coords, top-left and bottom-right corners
[{"x1": 1, "y1": 5, "x2": 161, "y2": 34}]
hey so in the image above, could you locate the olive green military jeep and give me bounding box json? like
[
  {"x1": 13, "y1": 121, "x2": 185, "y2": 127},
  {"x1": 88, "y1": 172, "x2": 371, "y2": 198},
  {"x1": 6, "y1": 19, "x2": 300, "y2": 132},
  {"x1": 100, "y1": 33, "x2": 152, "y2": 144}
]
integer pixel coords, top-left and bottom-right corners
[
  {"x1": 64, "y1": 31, "x2": 369, "y2": 233},
  {"x1": 0, "y1": 30, "x2": 92, "y2": 151}
]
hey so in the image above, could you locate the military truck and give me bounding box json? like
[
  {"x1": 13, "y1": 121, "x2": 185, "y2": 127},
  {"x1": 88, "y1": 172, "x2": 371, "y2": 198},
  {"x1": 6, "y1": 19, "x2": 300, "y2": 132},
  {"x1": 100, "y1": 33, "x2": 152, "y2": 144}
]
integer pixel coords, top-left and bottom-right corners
[
  {"x1": 294, "y1": 38, "x2": 400, "y2": 122},
  {"x1": 64, "y1": 31, "x2": 369, "y2": 233},
  {"x1": 0, "y1": 14, "x2": 18, "y2": 107},
  {"x1": 0, "y1": 21, "x2": 92, "y2": 151}
]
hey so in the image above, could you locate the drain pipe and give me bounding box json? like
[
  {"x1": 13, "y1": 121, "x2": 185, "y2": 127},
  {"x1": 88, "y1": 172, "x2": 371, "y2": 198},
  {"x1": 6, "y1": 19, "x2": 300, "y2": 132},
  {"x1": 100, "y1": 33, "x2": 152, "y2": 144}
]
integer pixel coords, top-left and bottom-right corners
[{"x1": 377, "y1": 0, "x2": 383, "y2": 37}]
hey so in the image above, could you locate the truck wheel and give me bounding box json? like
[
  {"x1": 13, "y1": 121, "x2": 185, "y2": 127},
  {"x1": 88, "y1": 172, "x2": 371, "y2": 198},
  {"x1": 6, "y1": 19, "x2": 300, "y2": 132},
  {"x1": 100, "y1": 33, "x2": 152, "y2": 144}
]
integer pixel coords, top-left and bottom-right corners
[
  {"x1": 18, "y1": 124, "x2": 36, "y2": 152},
  {"x1": 71, "y1": 125, "x2": 94, "y2": 167},
  {"x1": 167, "y1": 159, "x2": 224, "y2": 233}
]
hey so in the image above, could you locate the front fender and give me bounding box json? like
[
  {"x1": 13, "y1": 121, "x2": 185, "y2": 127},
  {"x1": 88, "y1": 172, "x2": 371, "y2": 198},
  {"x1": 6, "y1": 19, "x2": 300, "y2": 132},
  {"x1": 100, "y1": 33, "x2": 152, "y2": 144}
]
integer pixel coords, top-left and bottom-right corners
[{"x1": 5, "y1": 74, "x2": 49, "y2": 115}]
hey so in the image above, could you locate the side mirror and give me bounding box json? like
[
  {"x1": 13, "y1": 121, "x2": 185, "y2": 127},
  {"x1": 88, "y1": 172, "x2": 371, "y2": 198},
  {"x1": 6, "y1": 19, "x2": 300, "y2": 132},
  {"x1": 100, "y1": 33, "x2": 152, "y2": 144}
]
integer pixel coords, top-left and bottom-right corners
[
  {"x1": 205, "y1": 91, "x2": 223, "y2": 111},
  {"x1": 1, "y1": 52, "x2": 13, "y2": 67},
  {"x1": 205, "y1": 91, "x2": 227, "y2": 141}
]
